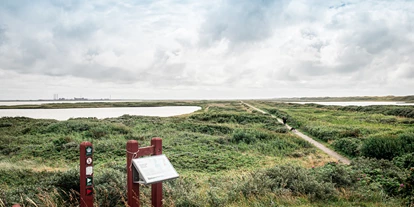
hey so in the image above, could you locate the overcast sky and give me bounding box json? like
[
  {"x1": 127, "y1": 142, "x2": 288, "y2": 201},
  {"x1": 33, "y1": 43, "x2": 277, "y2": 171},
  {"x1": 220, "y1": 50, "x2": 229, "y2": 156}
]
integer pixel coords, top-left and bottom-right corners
[{"x1": 0, "y1": 0, "x2": 413, "y2": 100}]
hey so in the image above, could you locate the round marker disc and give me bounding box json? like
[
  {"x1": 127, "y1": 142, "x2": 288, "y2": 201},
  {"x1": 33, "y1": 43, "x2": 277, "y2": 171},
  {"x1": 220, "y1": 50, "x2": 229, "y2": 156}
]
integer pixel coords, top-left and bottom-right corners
[{"x1": 86, "y1": 157, "x2": 92, "y2": 165}]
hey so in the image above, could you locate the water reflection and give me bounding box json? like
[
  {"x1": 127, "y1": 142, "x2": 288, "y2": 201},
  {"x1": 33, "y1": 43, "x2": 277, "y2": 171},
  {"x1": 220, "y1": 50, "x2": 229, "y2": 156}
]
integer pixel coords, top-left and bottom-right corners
[{"x1": 0, "y1": 106, "x2": 201, "y2": 120}]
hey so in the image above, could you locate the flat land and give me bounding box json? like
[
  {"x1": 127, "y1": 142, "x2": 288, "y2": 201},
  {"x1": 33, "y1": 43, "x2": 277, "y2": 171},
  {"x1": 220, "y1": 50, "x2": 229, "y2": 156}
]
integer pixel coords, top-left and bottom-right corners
[{"x1": 1, "y1": 101, "x2": 413, "y2": 206}]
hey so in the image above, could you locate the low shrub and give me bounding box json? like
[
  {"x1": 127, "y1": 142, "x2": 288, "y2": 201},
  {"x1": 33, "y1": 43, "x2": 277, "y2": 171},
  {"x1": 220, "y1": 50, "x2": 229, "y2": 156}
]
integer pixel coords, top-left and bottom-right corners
[
  {"x1": 332, "y1": 138, "x2": 361, "y2": 157},
  {"x1": 360, "y1": 137, "x2": 400, "y2": 160},
  {"x1": 361, "y1": 133, "x2": 414, "y2": 160},
  {"x1": 316, "y1": 162, "x2": 356, "y2": 187},
  {"x1": 230, "y1": 129, "x2": 273, "y2": 144},
  {"x1": 264, "y1": 165, "x2": 337, "y2": 200},
  {"x1": 190, "y1": 112, "x2": 276, "y2": 125},
  {"x1": 0, "y1": 122, "x2": 13, "y2": 127},
  {"x1": 351, "y1": 157, "x2": 407, "y2": 196},
  {"x1": 175, "y1": 122, "x2": 233, "y2": 135},
  {"x1": 393, "y1": 153, "x2": 414, "y2": 169}
]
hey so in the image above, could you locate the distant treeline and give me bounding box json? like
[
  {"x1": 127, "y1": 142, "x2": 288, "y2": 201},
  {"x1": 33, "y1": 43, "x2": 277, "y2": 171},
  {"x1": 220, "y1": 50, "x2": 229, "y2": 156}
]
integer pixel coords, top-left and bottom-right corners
[{"x1": 273, "y1": 95, "x2": 414, "y2": 103}]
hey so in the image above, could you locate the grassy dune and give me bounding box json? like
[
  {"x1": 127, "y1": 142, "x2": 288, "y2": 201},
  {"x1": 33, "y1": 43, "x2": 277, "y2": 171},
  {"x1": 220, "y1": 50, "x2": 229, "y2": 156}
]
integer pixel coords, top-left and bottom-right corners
[{"x1": 1, "y1": 101, "x2": 413, "y2": 206}]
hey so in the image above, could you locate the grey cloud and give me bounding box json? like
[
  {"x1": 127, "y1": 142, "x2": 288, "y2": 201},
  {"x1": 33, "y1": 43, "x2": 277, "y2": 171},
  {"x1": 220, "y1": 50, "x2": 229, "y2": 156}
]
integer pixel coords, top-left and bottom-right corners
[
  {"x1": 0, "y1": 26, "x2": 5, "y2": 45},
  {"x1": 70, "y1": 64, "x2": 140, "y2": 83},
  {"x1": 334, "y1": 46, "x2": 373, "y2": 73},
  {"x1": 53, "y1": 21, "x2": 99, "y2": 41},
  {"x1": 144, "y1": 49, "x2": 198, "y2": 87},
  {"x1": 1, "y1": 0, "x2": 414, "y2": 98},
  {"x1": 199, "y1": 0, "x2": 286, "y2": 46}
]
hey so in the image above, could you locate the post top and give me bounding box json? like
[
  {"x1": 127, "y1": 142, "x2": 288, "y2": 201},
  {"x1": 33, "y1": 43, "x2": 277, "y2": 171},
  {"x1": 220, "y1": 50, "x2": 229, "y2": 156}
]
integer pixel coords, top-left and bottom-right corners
[
  {"x1": 81, "y1": 141, "x2": 92, "y2": 146},
  {"x1": 127, "y1": 140, "x2": 139, "y2": 144},
  {"x1": 152, "y1": 137, "x2": 162, "y2": 141}
]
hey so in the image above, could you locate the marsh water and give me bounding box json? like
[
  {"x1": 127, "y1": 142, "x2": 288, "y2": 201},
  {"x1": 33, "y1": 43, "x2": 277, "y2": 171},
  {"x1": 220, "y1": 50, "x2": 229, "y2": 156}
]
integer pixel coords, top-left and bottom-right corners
[{"x1": 0, "y1": 106, "x2": 201, "y2": 120}]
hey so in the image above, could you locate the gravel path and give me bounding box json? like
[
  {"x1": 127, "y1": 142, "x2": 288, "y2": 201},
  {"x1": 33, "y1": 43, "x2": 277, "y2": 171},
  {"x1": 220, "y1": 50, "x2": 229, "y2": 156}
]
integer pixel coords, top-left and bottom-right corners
[{"x1": 241, "y1": 101, "x2": 351, "y2": 165}]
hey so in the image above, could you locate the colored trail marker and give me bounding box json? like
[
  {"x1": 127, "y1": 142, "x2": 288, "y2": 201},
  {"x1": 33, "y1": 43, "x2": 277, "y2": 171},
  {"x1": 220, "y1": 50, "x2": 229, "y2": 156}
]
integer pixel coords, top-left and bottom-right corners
[
  {"x1": 80, "y1": 142, "x2": 94, "y2": 207},
  {"x1": 86, "y1": 177, "x2": 93, "y2": 186}
]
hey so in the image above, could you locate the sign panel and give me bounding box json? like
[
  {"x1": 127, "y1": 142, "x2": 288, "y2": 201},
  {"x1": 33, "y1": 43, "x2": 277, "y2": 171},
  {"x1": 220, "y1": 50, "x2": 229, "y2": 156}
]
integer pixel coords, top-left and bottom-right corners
[
  {"x1": 86, "y1": 157, "x2": 92, "y2": 165},
  {"x1": 86, "y1": 166, "x2": 93, "y2": 176},
  {"x1": 86, "y1": 146, "x2": 93, "y2": 156},
  {"x1": 132, "y1": 154, "x2": 179, "y2": 185},
  {"x1": 86, "y1": 177, "x2": 93, "y2": 186},
  {"x1": 86, "y1": 188, "x2": 93, "y2": 196}
]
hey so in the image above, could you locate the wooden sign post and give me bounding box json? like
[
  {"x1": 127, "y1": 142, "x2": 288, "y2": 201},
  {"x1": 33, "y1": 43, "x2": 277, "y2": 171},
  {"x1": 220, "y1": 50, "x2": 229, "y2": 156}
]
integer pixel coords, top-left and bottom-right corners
[
  {"x1": 127, "y1": 138, "x2": 163, "y2": 207},
  {"x1": 80, "y1": 141, "x2": 94, "y2": 207}
]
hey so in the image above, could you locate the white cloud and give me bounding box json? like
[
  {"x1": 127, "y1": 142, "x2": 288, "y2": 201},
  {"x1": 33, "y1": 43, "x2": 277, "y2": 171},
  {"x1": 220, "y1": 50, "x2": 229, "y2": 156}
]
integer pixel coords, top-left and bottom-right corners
[{"x1": 0, "y1": 0, "x2": 413, "y2": 99}]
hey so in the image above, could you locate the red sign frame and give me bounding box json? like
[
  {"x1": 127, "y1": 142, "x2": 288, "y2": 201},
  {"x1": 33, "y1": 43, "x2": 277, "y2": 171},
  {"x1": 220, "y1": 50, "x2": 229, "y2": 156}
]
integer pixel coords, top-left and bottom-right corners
[{"x1": 127, "y1": 138, "x2": 163, "y2": 207}]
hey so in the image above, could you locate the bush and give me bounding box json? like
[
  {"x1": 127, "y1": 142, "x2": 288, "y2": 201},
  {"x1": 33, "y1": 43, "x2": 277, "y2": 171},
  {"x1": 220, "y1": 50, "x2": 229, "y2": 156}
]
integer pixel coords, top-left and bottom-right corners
[
  {"x1": 175, "y1": 122, "x2": 233, "y2": 135},
  {"x1": 393, "y1": 153, "x2": 414, "y2": 169},
  {"x1": 316, "y1": 162, "x2": 356, "y2": 187},
  {"x1": 0, "y1": 122, "x2": 13, "y2": 127},
  {"x1": 332, "y1": 138, "x2": 361, "y2": 157},
  {"x1": 48, "y1": 168, "x2": 80, "y2": 195},
  {"x1": 230, "y1": 129, "x2": 273, "y2": 144},
  {"x1": 399, "y1": 133, "x2": 414, "y2": 154},
  {"x1": 351, "y1": 157, "x2": 407, "y2": 196},
  {"x1": 361, "y1": 133, "x2": 414, "y2": 160},
  {"x1": 190, "y1": 112, "x2": 278, "y2": 125},
  {"x1": 361, "y1": 137, "x2": 401, "y2": 160},
  {"x1": 265, "y1": 165, "x2": 337, "y2": 200},
  {"x1": 94, "y1": 169, "x2": 126, "y2": 206}
]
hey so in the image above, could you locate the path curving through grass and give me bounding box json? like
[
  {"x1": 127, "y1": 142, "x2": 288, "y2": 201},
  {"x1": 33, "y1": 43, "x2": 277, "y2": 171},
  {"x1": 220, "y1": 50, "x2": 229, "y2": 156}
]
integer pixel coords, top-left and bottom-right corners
[{"x1": 241, "y1": 101, "x2": 351, "y2": 165}]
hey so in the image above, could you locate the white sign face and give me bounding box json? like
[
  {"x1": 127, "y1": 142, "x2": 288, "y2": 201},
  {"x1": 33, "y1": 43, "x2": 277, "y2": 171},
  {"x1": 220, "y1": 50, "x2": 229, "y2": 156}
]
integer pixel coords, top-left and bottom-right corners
[
  {"x1": 86, "y1": 157, "x2": 92, "y2": 165},
  {"x1": 86, "y1": 166, "x2": 93, "y2": 176},
  {"x1": 132, "y1": 154, "x2": 179, "y2": 185}
]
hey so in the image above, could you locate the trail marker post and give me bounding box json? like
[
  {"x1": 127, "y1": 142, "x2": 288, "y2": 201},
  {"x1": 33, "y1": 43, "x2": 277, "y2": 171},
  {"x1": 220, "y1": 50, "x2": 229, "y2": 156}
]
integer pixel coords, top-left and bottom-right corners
[
  {"x1": 80, "y1": 141, "x2": 94, "y2": 207},
  {"x1": 127, "y1": 138, "x2": 178, "y2": 207}
]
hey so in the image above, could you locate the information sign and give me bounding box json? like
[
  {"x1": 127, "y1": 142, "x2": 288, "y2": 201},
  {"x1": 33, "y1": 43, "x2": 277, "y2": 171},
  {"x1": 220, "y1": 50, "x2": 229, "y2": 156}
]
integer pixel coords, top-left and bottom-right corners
[{"x1": 132, "y1": 154, "x2": 179, "y2": 185}]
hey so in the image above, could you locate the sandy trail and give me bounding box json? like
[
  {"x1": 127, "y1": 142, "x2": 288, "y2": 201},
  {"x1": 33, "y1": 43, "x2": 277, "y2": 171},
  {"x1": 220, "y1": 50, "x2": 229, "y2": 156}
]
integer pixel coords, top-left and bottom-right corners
[{"x1": 241, "y1": 101, "x2": 351, "y2": 165}]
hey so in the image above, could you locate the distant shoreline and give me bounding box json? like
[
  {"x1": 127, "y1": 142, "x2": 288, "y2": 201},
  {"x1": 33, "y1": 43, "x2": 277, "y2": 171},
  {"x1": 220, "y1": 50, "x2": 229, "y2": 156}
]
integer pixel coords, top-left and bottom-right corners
[{"x1": 1, "y1": 95, "x2": 413, "y2": 103}]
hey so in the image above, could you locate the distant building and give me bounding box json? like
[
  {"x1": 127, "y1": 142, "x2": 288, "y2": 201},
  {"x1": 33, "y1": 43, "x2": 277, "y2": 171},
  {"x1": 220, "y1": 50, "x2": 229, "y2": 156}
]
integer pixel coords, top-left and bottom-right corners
[{"x1": 74, "y1": 97, "x2": 88, "y2": 100}]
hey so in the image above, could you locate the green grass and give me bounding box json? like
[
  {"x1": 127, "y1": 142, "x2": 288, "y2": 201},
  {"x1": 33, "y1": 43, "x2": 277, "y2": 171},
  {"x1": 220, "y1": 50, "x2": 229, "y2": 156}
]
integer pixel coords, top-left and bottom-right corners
[{"x1": 1, "y1": 101, "x2": 413, "y2": 206}]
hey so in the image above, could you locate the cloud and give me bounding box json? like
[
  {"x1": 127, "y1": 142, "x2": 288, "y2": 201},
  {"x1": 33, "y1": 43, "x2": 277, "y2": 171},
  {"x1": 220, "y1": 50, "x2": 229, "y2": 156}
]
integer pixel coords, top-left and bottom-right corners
[
  {"x1": 199, "y1": 0, "x2": 285, "y2": 47},
  {"x1": 0, "y1": 0, "x2": 413, "y2": 99},
  {"x1": 0, "y1": 25, "x2": 5, "y2": 45}
]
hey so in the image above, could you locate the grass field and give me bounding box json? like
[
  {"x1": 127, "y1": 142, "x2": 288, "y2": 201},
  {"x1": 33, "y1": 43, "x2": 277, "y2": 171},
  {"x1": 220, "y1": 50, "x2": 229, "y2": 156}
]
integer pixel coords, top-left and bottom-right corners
[{"x1": 1, "y1": 101, "x2": 413, "y2": 206}]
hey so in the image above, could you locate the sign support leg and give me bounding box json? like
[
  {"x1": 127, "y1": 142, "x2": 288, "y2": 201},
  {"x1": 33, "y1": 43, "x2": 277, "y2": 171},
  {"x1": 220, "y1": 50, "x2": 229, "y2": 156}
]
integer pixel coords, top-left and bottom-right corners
[
  {"x1": 151, "y1": 138, "x2": 163, "y2": 207},
  {"x1": 127, "y1": 140, "x2": 140, "y2": 207}
]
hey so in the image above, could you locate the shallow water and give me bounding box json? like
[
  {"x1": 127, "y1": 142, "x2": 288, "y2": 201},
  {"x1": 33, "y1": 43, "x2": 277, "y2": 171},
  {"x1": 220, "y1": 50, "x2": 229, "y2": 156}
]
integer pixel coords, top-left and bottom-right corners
[{"x1": 0, "y1": 106, "x2": 201, "y2": 120}]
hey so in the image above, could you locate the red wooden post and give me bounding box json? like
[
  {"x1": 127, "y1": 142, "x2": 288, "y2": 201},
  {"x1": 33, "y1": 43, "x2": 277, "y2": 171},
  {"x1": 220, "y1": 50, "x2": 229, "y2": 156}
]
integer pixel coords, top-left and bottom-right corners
[
  {"x1": 151, "y1": 138, "x2": 163, "y2": 207},
  {"x1": 80, "y1": 141, "x2": 94, "y2": 207},
  {"x1": 127, "y1": 138, "x2": 164, "y2": 207},
  {"x1": 127, "y1": 140, "x2": 140, "y2": 207}
]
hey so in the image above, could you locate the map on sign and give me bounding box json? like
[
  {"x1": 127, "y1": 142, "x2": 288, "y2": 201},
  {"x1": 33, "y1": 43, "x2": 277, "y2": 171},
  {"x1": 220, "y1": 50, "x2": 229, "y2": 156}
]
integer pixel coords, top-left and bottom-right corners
[{"x1": 132, "y1": 154, "x2": 179, "y2": 185}]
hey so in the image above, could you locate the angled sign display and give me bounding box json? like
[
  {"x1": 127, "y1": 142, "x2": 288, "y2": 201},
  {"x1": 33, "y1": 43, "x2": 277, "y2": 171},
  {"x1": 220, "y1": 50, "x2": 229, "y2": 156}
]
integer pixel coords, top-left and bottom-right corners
[{"x1": 132, "y1": 154, "x2": 179, "y2": 185}]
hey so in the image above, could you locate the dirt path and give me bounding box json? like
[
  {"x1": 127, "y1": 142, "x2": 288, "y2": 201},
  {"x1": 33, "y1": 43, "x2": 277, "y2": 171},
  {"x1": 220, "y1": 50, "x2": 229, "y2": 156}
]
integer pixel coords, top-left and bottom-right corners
[{"x1": 241, "y1": 101, "x2": 351, "y2": 165}]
